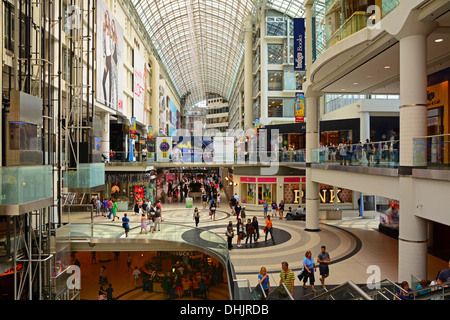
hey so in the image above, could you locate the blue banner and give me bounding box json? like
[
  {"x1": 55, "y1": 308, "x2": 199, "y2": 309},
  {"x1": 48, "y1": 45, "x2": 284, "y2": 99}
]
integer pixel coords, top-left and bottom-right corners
[{"x1": 294, "y1": 18, "x2": 305, "y2": 71}]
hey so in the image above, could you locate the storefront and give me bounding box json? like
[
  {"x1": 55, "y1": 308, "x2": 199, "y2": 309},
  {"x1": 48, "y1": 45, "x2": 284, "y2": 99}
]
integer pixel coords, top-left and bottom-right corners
[
  {"x1": 427, "y1": 71, "x2": 449, "y2": 164},
  {"x1": 235, "y1": 174, "x2": 355, "y2": 209},
  {"x1": 105, "y1": 172, "x2": 157, "y2": 210}
]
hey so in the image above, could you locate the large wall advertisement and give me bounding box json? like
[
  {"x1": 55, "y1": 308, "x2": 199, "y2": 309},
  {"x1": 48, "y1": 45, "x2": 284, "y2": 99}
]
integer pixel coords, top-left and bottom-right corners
[{"x1": 96, "y1": 0, "x2": 124, "y2": 112}]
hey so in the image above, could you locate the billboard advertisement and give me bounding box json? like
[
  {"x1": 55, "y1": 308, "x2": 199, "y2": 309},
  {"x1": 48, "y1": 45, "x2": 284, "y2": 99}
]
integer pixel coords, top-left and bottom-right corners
[
  {"x1": 97, "y1": 0, "x2": 124, "y2": 111},
  {"x1": 156, "y1": 137, "x2": 172, "y2": 162},
  {"x1": 134, "y1": 50, "x2": 146, "y2": 125}
]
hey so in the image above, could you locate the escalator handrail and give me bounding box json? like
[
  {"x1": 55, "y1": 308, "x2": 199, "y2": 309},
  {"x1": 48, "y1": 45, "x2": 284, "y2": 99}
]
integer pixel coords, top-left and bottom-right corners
[
  {"x1": 312, "y1": 280, "x2": 373, "y2": 300},
  {"x1": 409, "y1": 280, "x2": 450, "y2": 300}
]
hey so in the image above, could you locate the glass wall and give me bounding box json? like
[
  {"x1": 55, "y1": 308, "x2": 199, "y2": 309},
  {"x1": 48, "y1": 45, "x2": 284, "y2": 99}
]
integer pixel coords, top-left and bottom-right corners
[
  {"x1": 268, "y1": 98, "x2": 283, "y2": 117},
  {"x1": 313, "y1": 0, "x2": 401, "y2": 60},
  {"x1": 268, "y1": 44, "x2": 284, "y2": 64},
  {"x1": 268, "y1": 71, "x2": 283, "y2": 91}
]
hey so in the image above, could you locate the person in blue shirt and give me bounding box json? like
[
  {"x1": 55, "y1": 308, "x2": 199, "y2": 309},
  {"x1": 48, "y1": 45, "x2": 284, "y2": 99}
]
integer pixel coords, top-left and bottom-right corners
[
  {"x1": 271, "y1": 201, "x2": 277, "y2": 218},
  {"x1": 302, "y1": 250, "x2": 317, "y2": 292},
  {"x1": 263, "y1": 201, "x2": 268, "y2": 218},
  {"x1": 395, "y1": 281, "x2": 412, "y2": 300},
  {"x1": 258, "y1": 266, "x2": 270, "y2": 296},
  {"x1": 122, "y1": 213, "x2": 130, "y2": 238},
  {"x1": 278, "y1": 200, "x2": 285, "y2": 220},
  {"x1": 415, "y1": 279, "x2": 431, "y2": 296}
]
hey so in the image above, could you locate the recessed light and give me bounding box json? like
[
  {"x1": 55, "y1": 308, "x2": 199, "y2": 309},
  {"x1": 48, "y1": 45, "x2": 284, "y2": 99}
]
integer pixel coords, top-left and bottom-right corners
[
  {"x1": 353, "y1": 82, "x2": 359, "y2": 85},
  {"x1": 435, "y1": 38, "x2": 443, "y2": 43},
  {"x1": 341, "y1": 89, "x2": 346, "y2": 91},
  {"x1": 367, "y1": 75, "x2": 372, "y2": 78},
  {"x1": 384, "y1": 66, "x2": 391, "y2": 69}
]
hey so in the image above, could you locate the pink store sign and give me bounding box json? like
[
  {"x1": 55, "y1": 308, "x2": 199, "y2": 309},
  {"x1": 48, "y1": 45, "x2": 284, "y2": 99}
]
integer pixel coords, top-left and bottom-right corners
[
  {"x1": 257, "y1": 177, "x2": 277, "y2": 183},
  {"x1": 240, "y1": 177, "x2": 257, "y2": 183},
  {"x1": 284, "y1": 177, "x2": 302, "y2": 183}
]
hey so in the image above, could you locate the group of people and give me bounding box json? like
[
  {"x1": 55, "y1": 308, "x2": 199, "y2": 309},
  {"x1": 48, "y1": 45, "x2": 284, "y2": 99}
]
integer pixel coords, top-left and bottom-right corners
[
  {"x1": 320, "y1": 134, "x2": 399, "y2": 167},
  {"x1": 258, "y1": 246, "x2": 331, "y2": 298},
  {"x1": 395, "y1": 260, "x2": 450, "y2": 300},
  {"x1": 225, "y1": 215, "x2": 275, "y2": 249}
]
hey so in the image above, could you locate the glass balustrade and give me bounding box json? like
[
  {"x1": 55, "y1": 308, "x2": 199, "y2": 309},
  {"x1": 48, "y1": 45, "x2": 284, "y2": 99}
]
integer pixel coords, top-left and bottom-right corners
[
  {"x1": 413, "y1": 134, "x2": 450, "y2": 169},
  {"x1": 311, "y1": 141, "x2": 399, "y2": 168},
  {"x1": 63, "y1": 163, "x2": 105, "y2": 189},
  {"x1": 55, "y1": 222, "x2": 229, "y2": 264},
  {"x1": 0, "y1": 165, "x2": 52, "y2": 205},
  {"x1": 106, "y1": 150, "x2": 306, "y2": 165}
]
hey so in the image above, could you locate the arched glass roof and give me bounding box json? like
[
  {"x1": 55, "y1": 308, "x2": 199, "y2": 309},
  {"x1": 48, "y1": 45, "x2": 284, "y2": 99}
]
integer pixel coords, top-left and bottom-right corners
[{"x1": 132, "y1": 0, "x2": 305, "y2": 108}]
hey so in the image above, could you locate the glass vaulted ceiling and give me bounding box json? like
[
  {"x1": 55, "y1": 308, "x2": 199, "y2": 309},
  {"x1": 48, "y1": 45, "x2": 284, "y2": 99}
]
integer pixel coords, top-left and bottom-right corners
[{"x1": 132, "y1": 0, "x2": 305, "y2": 108}]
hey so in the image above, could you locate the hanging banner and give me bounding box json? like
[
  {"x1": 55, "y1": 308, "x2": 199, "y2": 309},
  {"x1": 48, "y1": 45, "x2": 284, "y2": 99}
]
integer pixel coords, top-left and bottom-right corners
[
  {"x1": 148, "y1": 126, "x2": 153, "y2": 139},
  {"x1": 130, "y1": 117, "x2": 137, "y2": 134},
  {"x1": 134, "y1": 50, "x2": 146, "y2": 125},
  {"x1": 295, "y1": 92, "x2": 305, "y2": 123},
  {"x1": 294, "y1": 18, "x2": 305, "y2": 71},
  {"x1": 213, "y1": 137, "x2": 235, "y2": 164},
  {"x1": 157, "y1": 137, "x2": 172, "y2": 162}
]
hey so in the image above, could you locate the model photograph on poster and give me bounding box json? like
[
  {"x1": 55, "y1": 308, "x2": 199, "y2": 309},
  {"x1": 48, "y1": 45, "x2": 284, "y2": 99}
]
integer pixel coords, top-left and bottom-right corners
[{"x1": 97, "y1": 0, "x2": 124, "y2": 111}]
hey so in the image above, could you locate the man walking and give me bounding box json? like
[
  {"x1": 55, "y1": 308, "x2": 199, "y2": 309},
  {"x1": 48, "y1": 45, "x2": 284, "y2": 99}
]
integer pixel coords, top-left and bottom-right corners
[{"x1": 317, "y1": 246, "x2": 331, "y2": 289}]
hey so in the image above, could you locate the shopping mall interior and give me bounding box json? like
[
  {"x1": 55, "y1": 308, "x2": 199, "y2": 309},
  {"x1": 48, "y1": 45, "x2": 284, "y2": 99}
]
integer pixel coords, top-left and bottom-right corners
[{"x1": 0, "y1": 0, "x2": 449, "y2": 305}]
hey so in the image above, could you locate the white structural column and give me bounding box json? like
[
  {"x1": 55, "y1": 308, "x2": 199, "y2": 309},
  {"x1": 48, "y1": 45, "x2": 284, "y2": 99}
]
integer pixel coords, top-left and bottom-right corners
[
  {"x1": 360, "y1": 111, "x2": 370, "y2": 143},
  {"x1": 388, "y1": 9, "x2": 437, "y2": 282},
  {"x1": 304, "y1": 0, "x2": 320, "y2": 231},
  {"x1": 101, "y1": 112, "x2": 110, "y2": 160},
  {"x1": 244, "y1": 16, "x2": 253, "y2": 131},
  {"x1": 150, "y1": 54, "x2": 160, "y2": 135}
]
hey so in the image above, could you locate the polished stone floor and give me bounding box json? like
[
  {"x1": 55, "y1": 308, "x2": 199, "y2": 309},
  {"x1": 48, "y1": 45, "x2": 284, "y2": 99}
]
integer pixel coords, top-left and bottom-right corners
[{"x1": 66, "y1": 196, "x2": 448, "y2": 300}]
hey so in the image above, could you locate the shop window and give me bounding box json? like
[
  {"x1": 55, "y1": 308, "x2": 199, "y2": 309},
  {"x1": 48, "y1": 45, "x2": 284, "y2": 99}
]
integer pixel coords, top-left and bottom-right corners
[
  {"x1": 268, "y1": 98, "x2": 283, "y2": 117},
  {"x1": 268, "y1": 44, "x2": 283, "y2": 64}
]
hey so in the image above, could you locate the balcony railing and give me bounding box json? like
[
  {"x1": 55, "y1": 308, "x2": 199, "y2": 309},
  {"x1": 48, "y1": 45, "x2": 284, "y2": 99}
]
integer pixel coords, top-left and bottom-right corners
[
  {"x1": 106, "y1": 150, "x2": 306, "y2": 166},
  {"x1": 0, "y1": 165, "x2": 53, "y2": 205},
  {"x1": 413, "y1": 134, "x2": 450, "y2": 169},
  {"x1": 311, "y1": 140, "x2": 399, "y2": 168}
]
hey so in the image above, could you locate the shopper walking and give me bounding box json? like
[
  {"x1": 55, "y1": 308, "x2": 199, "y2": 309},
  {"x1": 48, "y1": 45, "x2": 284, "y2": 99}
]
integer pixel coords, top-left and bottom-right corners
[
  {"x1": 263, "y1": 201, "x2": 268, "y2": 219},
  {"x1": 258, "y1": 266, "x2": 270, "y2": 296},
  {"x1": 302, "y1": 251, "x2": 317, "y2": 292},
  {"x1": 234, "y1": 202, "x2": 242, "y2": 220},
  {"x1": 140, "y1": 213, "x2": 148, "y2": 234},
  {"x1": 264, "y1": 216, "x2": 275, "y2": 244},
  {"x1": 271, "y1": 200, "x2": 277, "y2": 218},
  {"x1": 252, "y1": 216, "x2": 260, "y2": 243},
  {"x1": 279, "y1": 261, "x2": 295, "y2": 298},
  {"x1": 278, "y1": 200, "x2": 285, "y2": 220},
  {"x1": 133, "y1": 266, "x2": 141, "y2": 288},
  {"x1": 317, "y1": 246, "x2": 331, "y2": 289},
  {"x1": 111, "y1": 199, "x2": 118, "y2": 221},
  {"x1": 226, "y1": 221, "x2": 235, "y2": 250},
  {"x1": 236, "y1": 218, "x2": 244, "y2": 248},
  {"x1": 210, "y1": 199, "x2": 216, "y2": 221},
  {"x1": 193, "y1": 207, "x2": 200, "y2": 227},
  {"x1": 122, "y1": 213, "x2": 130, "y2": 238},
  {"x1": 245, "y1": 218, "x2": 254, "y2": 246}
]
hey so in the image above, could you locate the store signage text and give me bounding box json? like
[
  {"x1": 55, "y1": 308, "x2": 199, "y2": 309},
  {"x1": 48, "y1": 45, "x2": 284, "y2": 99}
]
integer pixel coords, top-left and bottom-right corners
[{"x1": 293, "y1": 188, "x2": 342, "y2": 204}]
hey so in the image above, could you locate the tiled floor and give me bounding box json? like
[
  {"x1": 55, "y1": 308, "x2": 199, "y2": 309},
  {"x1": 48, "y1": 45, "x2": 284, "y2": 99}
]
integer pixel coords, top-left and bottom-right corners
[{"x1": 66, "y1": 196, "x2": 448, "y2": 300}]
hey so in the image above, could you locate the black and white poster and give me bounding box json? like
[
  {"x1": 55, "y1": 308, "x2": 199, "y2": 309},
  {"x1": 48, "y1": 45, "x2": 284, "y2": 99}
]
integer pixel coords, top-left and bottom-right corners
[{"x1": 97, "y1": 0, "x2": 124, "y2": 112}]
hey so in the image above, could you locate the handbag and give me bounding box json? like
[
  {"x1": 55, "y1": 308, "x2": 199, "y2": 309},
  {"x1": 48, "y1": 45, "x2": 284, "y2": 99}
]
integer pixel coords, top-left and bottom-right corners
[{"x1": 297, "y1": 269, "x2": 305, "y2": 282}]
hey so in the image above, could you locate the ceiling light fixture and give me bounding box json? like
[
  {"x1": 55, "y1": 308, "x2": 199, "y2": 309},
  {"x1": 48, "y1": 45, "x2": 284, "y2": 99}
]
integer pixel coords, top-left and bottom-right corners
[
  {"x1": 384, "y1": 66, "x2": 391, "y2": 69},
  {"x1": 435, "y1": 38, "x2": 443, "y2": 43}
]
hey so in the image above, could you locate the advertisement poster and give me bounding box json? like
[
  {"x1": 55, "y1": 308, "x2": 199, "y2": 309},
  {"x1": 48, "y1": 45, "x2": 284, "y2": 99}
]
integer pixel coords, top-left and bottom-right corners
[
  {"x1": 148, "y1": 126, "x2": 153, "y2": 139},
  {"x1": 130, "y1": 117, "x2": 136, "y2": 135},
  {"x1": 295, "y1": 92, "x2": 305, "y2": 123},
  {"x1": 156, "y1": 136, "x2": 172, "y2": 162},
  {"x1": 294, "y1": 18, "x2": 305, "y2": 71},
  {"x1": 96, "y1": 0, "x2": 124, "y2": 111},
  {"x1": 134, "y1": 50, "x2": 146, "y2": 125}
]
